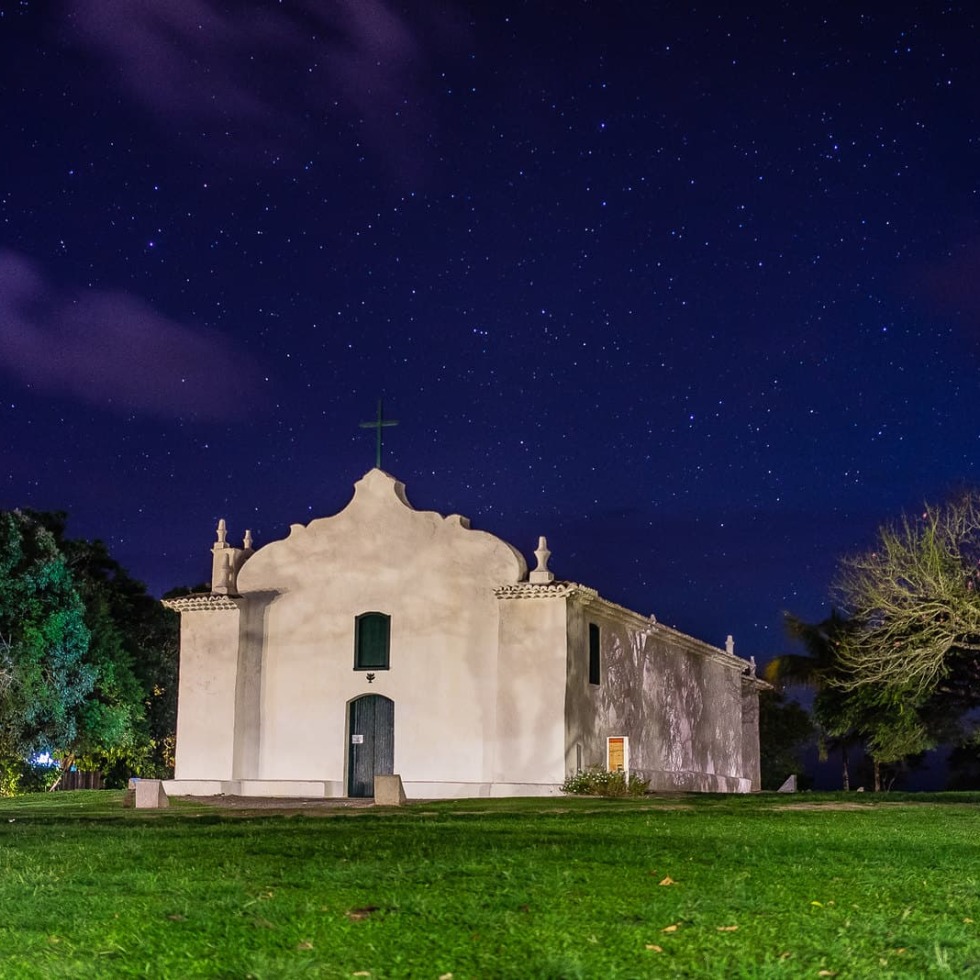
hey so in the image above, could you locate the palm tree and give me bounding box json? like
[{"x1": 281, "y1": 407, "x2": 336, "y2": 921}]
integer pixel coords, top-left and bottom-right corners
[{"x1": 764, "y1": 612, "x2": 858, "y2": 789}]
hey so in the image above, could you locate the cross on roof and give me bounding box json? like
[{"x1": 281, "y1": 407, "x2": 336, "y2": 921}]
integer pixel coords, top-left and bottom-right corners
[{"x1": 359, "y1": 399, "x2": 399, "y2": 469}]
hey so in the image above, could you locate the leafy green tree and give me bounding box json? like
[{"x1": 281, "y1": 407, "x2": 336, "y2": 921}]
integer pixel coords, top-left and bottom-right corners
[
  {"x1": 0, "y1": 511, "x2": 95, "y2": 771},
  {"x1": 817, "y1": 682, "x2": 933, "y2": 791},
  {"x1": 42, "y1": 517, "x2": 179, "y2": 781},
  {"x1": 0, "y1": 510, "x2": 180, "y2": 790}
]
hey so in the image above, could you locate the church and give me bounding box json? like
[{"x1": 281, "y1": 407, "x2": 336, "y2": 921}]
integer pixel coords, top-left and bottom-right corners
[{"x1": 163, "y1": 469, "x2": 765, "y2": 799}]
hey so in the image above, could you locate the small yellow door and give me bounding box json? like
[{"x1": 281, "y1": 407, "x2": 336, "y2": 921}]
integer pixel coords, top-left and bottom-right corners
[{"x1": 607, "y1": 736, "x2": 626, "y2": 772}]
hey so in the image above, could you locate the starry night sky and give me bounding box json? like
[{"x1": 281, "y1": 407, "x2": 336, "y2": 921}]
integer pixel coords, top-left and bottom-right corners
[{"x1": 2, "y1": 1, "x2": 978, "y2": 662}]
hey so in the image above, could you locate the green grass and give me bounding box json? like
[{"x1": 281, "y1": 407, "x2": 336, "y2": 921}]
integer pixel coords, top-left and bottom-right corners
[{"x1": 1, "y1": 792, "x2": 979, "y2": 977}]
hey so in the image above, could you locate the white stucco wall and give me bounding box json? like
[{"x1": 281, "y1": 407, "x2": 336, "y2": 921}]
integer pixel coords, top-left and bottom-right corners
[
  {"x1": 171, "y1": 597, "x2": 242, "y2": 780},
  {"x1": 494, "y1": 588, "x2": 571, "y2": 786},
  {"x1": 222, "y1": 469, "x2": 527, "y2": 793}
]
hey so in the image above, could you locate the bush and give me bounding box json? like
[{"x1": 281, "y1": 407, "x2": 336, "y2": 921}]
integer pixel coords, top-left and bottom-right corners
[
  {"x1": 0, "y1": 757, "x2": 59, "y2": 796},
  {"x1": 561, "y1": 766, "x2": 649, "y2": 797},
  {"x1": 0, "y1": 758, "x2": 19, "y2": 798}
]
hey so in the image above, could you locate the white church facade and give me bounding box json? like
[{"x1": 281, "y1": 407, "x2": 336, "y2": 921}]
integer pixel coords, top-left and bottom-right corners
[{"x1": 164, "y1": 469, "x2": 765, "y2": 799}]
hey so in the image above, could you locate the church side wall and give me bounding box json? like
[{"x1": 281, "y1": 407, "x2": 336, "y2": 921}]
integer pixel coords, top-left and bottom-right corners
[
  {"x1": 740, "y1": 679, "x2": 763, "y2": 792},
  {"x1": 646, "y1": 634, "x2": 747, "y2": 792},
  {"x1": 494, "y1": 596, "x2": 570, "y2": 788},
  {"x1": 564, "y1": 599, "x2": 606, "y2": 777},
  {"x1": 173, "y1": 607, "x2": 241, "y2": 780},
  {"x1": 565, "y1": 598, "x2": 751, "y2": 792}
]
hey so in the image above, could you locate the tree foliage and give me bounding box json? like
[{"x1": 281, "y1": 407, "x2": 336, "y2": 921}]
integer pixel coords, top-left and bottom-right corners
[
  {"x1": 834, "y1": 491, "x2": 980, "y2": 700},
  {"x1": 56, "y1": 529, "x2": 179, "y2": 778},
  {"x1": 765, "y1": 612, "x2": 937, "y2": 787},
  {"x1": 765, "y1": 613, "x2": 863, "y2": 787},
  {"x1": 0, "y1": 511, "x2": 95, "y2": 761},
  {"x1": 766, "y1": 492, "x2": 980, "y2": 786},
  {"x1": 758, "y1": 689, "x2": 813, "y2": 790},
  {"x1": 0, "y1": 509, "x2": 178, "y2": 790}
]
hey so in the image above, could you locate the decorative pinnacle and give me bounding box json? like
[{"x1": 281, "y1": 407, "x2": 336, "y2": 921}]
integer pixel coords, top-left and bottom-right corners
[
  {"x1": 213, "y1": 550, "x2": 233, "y2": 594},
  {"x1": 529, "y1": 535, "x2": 555, "y2": 584},
  {"x1": 243, "y1": 529, "x2": 254, "y2": 551},
  {"x1": 215, "y1": 518, "x2": 228, "y2": 547},
  {"x1": 726, "y1": 634, "x2": 734, "y2": 656}
]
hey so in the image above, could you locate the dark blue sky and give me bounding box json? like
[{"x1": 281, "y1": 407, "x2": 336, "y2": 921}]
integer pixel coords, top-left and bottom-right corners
[{"x1": 2, "y1": 1, "x2": 978, "y2": 661}]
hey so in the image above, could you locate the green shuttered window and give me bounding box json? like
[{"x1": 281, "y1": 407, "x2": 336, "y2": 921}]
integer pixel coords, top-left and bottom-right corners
[
  {"x1": 588, "y1": 622, "x2": 600, "y2": 685},
  {"x1": 355, "y1": 612, "x2": 391, "y2": 670}
]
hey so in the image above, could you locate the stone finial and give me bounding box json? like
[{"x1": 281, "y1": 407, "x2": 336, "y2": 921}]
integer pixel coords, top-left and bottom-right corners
[
  {"x1": 211, "y1": 519, "x2": 248, "y2": 597},
  {"x1": 213, "y1": 551, "x2": 232, "y2": 594},
  {"x1": 725, "y1": 634, "x2": 734, "y2": 656},
  {"x1": 749, "y1": 655, "x2": 757, "y2": 677},
  {"x1": 529, "y1": 535, "x2": 555, "y2": 584}
]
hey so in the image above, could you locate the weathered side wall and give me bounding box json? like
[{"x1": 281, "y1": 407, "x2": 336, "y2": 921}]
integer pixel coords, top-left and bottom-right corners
[
  {"x1": 565, "y1": 593, "x2": 753, "y2": 792},
  {"x1": 740, "y1": 678, "x2": 763, "y2": 792}
]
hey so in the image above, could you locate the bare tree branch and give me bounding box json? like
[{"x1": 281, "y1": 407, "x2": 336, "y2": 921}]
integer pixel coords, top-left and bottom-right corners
[{"x1": 833, "y1": 492, "x2": 980, "y2": 697}]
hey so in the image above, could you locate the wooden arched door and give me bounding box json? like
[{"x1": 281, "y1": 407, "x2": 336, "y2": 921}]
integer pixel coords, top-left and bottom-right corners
[{"x1": 347, "y1": 695, "x2": 394, "y2": 797}]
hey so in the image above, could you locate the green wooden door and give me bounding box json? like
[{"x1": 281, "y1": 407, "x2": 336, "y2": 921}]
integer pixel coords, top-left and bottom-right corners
[{"x1": 347, "y1": 695, "x2": 394, "y2": 797}]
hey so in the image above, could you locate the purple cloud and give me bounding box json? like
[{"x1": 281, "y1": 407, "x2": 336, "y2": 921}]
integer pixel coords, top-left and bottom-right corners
[
  {"x1": 0, "y1": 250, "x2": 266, "y2": 419},
  {"x1": 64, "y1": 0, "x2": 465, "y2": 172}
]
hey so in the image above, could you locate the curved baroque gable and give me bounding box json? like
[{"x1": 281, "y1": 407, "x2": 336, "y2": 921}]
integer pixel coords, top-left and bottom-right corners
[{"x1": 236, "y1": 468, "x2": 527, "y2": 594}]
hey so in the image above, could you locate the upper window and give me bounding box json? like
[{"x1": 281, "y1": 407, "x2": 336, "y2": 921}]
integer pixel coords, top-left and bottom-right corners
[
  {"x1": 355, "y1": 612, "x2": 390, "y2": 670},
  {"x1": 588, "y1": 623, "x2": 601, "y2": 685}
]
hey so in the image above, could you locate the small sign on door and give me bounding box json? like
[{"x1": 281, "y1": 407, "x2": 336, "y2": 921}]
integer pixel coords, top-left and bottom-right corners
[{"x1": 351, "y1": 734, "x2": 364, "y2": 744}]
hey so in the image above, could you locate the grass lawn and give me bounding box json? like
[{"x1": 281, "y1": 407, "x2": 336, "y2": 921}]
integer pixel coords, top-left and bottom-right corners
[{"x1": 0, "y1": 791, "x2": 978, "y2": 978}]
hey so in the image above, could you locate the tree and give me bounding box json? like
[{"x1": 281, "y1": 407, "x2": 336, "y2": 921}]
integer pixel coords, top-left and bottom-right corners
[
  {"x1": 765, "y1": 613, "x2": 860, "y2": 789},
  {"x1": 0, "y1": 510, "x2": 180, "y2": 791},
  {"x1": 765, "y1": 612, "x2": 934, "y2": 790},
  {"x1": 817, "y1": 681, "x2": 934, "y2": 790},
  {"x1": 0, "y1": 511, "x2": 95, "y2": 766},
  {"x1": 834, "y1": 491, "x2": 980, "y2": 701},
  {"x1": 758, "y1": 689, "x2": 813, "y2": 790},
  {"x1": 42, "y1": 517, "x2": 179, "y2": 781},
  {"x1": 766, "y1": 493, "x2": 980, "y2": 790}
]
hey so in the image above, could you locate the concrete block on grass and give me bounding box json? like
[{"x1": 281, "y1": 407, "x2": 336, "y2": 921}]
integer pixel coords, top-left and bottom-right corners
[
  {"x1": 374, "y1": 774, "x2": 407, "y2": 805},
  {"x1": 135, "y1": 779, "x2": 170, "y2": 809}
]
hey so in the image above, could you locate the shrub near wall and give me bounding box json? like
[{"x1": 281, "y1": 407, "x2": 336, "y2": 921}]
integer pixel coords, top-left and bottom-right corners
[{"x1": 561, "y1": 766, "x2": 649, "y2": 797}]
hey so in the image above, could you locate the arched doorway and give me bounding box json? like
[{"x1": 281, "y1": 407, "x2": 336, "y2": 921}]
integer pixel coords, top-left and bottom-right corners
[{"x1": 347, "y1": 695, "x2": 394, "y2": 797}]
